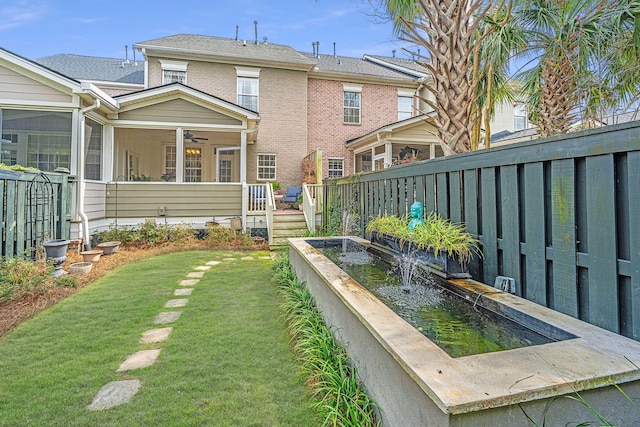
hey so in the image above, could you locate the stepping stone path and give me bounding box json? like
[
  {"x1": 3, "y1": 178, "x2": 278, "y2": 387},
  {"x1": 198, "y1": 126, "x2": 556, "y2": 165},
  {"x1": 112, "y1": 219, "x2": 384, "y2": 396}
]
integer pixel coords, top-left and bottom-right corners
[
  {"x1": 165, "y1": 299, "x2": 189, "y2": 308},
  {"x1": 87, "y1": 380, "x2": 141, "y2": 411},
  {"x1": 87, "y1": 255, "x2": 269, "y2": 410},
  {"x1": 140, "y1": 327, "x2": 172, "y2": 344},
  {"x1": 186, "y1": 271, "x2": 205, "y2": 278},
  {"x1": 116, "y1": 349, "x2": 161, "y2": 372},
  {"x1": 154, "y1": 311, "x2": 181, "y2": 324}
]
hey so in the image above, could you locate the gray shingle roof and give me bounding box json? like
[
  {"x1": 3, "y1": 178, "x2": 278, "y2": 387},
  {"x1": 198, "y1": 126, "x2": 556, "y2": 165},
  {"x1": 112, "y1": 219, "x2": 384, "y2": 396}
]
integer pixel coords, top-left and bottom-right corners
[
  {"x1": 134, "y1": 34, "x2": 315, "y2": 67},
  {"x1": 34, "y1": 54, "x2": 144, "y2": 84},
  {"x1": 364, "y1": 55, "x2": 429, "y2": 76},
  {"x1": 303, "y1": 53, "x2": 416, "y2": 81}
]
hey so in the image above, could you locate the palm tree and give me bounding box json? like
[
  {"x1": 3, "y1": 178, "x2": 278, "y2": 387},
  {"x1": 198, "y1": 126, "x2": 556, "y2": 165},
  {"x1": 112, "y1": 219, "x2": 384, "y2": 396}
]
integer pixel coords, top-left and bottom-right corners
[
  {"x1": 509, "y1": 0, "x2": 640, "y2": 136},
  {"x1": 382, "y1": 0, "x2": 504, "y2": 155}
]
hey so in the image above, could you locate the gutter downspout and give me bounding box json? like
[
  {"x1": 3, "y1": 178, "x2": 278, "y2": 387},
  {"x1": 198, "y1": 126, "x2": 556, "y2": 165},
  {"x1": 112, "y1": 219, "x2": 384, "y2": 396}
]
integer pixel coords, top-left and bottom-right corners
[{"x1": 78, "y1": 99, "x2": 100, "y2": 250}]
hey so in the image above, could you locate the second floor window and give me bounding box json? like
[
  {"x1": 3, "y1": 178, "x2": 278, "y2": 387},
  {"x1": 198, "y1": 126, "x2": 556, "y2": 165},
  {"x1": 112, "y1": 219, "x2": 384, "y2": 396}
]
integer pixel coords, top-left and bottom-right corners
[
  {"x1": 163, "y1": 70, "x2": 186, "y2": 85},
  {"x1": 160, "y1": 60, "x2": 188, "y2": 85},
  {"x1": 344, "y1": 91, "x2": 361, "y2": 124},
  {"x1": 514, "y1": 102, "x2": 527, "y2": 131},
  {"x1": 237, "y1": 77, "x2": 259, "y2": 111},
  {"x1": 398, "y1": 96, "x2": 413, "y2": 121}
]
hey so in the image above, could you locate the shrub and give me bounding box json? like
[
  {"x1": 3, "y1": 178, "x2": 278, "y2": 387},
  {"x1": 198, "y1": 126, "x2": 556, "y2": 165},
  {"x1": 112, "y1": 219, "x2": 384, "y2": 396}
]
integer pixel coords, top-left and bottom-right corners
[
  {"x1": 0, "y1": 256, "x2": 53, "y2": 303},
  {"x1": 205, "y1": 224, "x2": 254, "y2": 246},
  {"x1": 94, "y1": 222, "x2": 196, "y2": 245},
  {"x1": 54, "y1": 274, "x2": 78, "y2": 288}
]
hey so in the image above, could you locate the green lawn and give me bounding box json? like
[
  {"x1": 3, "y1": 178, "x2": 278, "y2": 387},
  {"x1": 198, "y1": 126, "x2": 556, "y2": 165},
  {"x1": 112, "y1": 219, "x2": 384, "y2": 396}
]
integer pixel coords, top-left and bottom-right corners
[{"x1": 0, "y1": 250, "x2": 321, "y2": 426}]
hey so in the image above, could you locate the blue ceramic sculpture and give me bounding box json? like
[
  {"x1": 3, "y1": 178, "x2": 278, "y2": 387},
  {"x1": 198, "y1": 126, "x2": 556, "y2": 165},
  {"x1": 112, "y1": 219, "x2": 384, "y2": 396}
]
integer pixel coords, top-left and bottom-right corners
[{"x1": 408, "y1": 201, "x2": 425, "y2": 230}]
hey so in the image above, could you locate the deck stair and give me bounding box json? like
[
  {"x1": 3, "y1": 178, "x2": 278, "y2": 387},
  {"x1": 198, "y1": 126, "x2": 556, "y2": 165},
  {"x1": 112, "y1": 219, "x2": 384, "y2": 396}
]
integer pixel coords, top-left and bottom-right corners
[{"x1": 270, "y1": 211, "x2": 307, "y2": 246}]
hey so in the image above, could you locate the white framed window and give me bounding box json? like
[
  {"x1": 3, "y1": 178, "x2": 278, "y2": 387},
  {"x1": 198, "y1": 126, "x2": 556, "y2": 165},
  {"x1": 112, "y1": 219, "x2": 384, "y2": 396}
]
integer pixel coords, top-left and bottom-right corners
[
  {"x1": 343, "y1": 83, "x2": 362, "y2": 124},
  {"x1": 184, "y1": 147, "x2": 202, "y2": 182},
  {"x1": 160, "y1": 60, "x2": 188, "y2": 85},
  {"x1": 236, "y1": 67, "x2": 260, "y2": 112},
  {"x1": 398, "y1": 88, "x2": 414, "y2": 121},
  {"x1": 328, "y1": 158, "x2": 344, "y2": 178},
  {"x1": 514, "y1": 102, "x2": 527, "y2": 131},
  {"x1": 257, "y1": 153, "x2": 276, "y2": 181},
  {"x1": 163, "y1": 145, "x2": 176, "y2": 181},
  {"x1": 84, "y1": 118, "x2": 103, "y2": 181}
]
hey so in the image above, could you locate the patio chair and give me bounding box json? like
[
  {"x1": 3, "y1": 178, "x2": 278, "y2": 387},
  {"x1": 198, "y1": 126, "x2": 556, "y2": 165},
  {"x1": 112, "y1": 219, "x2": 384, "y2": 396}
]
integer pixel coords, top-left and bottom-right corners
[{"x1": 282, "y1": 186, "x2": 302, "y2": 208}]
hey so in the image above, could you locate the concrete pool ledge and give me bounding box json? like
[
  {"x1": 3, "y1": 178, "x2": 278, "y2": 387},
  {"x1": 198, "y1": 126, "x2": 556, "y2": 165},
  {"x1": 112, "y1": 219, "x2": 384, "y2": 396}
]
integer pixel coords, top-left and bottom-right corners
[{"x1": 289, "y1": 237, "x2": 640, "y2": 426}]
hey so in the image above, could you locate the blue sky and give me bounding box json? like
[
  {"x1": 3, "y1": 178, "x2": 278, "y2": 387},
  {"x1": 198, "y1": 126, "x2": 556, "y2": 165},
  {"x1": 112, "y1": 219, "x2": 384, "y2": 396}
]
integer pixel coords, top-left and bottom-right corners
[{"x1": 0, "y1": 0, "x2": 414, "y2": 60}]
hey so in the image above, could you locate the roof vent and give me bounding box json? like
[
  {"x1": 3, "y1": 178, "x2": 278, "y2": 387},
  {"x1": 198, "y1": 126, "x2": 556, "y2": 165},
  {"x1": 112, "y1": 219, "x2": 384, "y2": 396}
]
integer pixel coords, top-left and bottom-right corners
[
  {"x1": 392, "y1": 49, "x2": 396, "y2": 58},
  {"x1": 312, "y1": 41, "x2": 320, "y2": 58},
  {"x1": 235, "y1": 25, "x2": 239, "y2": 41},
  {"x1": 263, "y1": 36, "x2": 268, "y2": 45},
  {"x1": 254, "y1": 20, "x2": 258, "y2": 45},
  {"x1": 333, "y1": 42, "x2": 336, "y2": 57}
]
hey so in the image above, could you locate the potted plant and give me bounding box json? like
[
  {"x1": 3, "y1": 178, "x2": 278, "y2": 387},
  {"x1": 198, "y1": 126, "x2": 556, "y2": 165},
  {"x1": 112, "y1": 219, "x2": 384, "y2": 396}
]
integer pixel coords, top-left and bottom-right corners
[
  {"x1": 365, "y1": 212, "x2": 481, "y2": 279},
  {"x1": 296, "y1": 194, "x2": 303, "y2": 210},
  {"x1": 43, "y1": 239, "x2": 70, "y2": 277}
]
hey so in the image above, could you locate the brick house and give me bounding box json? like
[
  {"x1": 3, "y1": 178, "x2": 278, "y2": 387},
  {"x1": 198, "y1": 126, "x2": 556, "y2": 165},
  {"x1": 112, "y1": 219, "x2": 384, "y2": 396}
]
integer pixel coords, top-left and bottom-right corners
[{"x1": 1, "y1": 33, "x2": 524, "y2": 241}]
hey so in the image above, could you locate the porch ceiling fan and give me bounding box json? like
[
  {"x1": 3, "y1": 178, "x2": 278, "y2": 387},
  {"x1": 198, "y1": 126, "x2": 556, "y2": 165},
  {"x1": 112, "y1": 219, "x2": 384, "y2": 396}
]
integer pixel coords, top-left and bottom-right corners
[{"x1": 183, "y1": 130, "x2": 208, "y2": 143}]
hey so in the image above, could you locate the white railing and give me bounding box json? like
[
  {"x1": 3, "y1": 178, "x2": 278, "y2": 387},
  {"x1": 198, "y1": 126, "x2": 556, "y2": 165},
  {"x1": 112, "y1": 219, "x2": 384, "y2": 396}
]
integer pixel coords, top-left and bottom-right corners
[
  {"x1": 265, "y1": 182, "x2": 275, "y2": 245},
  {"x1": 247, "y1": 183, "x2": 267, "y2": 213},
  {"x1": 302, "y1": 183, "x2": 323, "y2": 232}
]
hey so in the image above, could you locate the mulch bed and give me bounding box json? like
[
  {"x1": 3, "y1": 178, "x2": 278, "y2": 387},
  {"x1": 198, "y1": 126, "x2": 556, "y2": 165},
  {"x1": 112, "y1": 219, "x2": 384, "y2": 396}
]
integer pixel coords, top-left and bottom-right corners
[{"x1": 0, "y1": 240, "x2": 269, "y2": 338}]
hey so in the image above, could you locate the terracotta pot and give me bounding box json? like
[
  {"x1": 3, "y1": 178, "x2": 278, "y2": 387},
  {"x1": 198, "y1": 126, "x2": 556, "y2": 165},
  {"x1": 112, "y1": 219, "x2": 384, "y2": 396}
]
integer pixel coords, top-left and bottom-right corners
[
  {"x1": 97, "y1": 241, "x2": 121, "y2": 255},
  {"x1": 80, "y1": 250, "x2": 103, "y2": 263},
  {"x1": 69, "y1": 262, "x2": 92, "y2": 275}
]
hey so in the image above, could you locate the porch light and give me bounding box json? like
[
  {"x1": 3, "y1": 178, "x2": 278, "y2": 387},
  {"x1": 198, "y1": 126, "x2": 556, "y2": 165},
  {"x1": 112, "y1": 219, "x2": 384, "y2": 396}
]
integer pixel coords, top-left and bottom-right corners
[{"x1": 186, "y1": 148, "x2": 201, "y2": 155}]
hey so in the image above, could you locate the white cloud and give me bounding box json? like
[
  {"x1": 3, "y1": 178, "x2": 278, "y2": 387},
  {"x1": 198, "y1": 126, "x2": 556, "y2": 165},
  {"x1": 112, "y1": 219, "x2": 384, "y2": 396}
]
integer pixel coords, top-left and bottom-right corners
[{"x1": 0, "y1": 1, "x2": 47, "y2": 31}]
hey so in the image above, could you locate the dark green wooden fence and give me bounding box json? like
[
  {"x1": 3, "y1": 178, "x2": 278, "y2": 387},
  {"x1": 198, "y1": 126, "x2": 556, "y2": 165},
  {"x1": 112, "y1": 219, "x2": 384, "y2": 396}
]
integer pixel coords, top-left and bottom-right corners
[
  {"x1": 0, "y1": 170, "x2": 72, "y2": 258},
  {"x1": 325, "y1": 121, "x2": 640, "y2": 340}
]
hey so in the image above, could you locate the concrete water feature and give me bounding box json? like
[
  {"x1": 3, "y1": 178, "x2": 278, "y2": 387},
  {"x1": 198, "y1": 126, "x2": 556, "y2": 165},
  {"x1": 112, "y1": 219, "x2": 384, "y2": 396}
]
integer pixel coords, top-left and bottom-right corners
[{"x1": 289, "y1": 236, "x2": 640, "y2": 426}]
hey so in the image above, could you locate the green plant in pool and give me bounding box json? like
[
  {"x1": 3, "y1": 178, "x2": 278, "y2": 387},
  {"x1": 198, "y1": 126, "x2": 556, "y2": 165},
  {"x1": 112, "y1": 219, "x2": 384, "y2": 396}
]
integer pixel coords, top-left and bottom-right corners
[{"x1": 365, "y1": 212, "x2": 481, "y2": 263}]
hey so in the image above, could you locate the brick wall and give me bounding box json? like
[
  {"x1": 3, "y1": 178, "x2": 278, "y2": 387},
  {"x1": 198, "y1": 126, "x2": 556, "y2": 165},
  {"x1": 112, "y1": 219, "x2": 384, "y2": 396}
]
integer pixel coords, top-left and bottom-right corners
[
  {"x1": 147, "y1": 57, "x2": 308, "y2": 188},
  {"x1": 307, "y1": 78, "x2": 401, "y2": 177}
]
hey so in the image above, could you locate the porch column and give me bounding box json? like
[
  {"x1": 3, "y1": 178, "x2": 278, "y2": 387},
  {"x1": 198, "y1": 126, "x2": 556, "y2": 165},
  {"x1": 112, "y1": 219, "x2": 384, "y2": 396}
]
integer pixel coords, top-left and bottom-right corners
[
  {"x1": 176, "y1": 128, "x2": 184, "y2": 183},
  {"x1": 241, "y1": 130, "x2": 248, "y2": 233},
  {"x1": 385, "y1": 142, "x2": 393, "y2": 168}
]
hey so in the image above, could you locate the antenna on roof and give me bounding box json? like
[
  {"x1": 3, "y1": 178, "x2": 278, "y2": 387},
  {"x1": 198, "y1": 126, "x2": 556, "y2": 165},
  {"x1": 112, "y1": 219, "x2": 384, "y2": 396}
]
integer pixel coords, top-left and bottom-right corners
[
  {"x1": 333, "y1": 42, "x2": 336, "y2": 57},
  {"x1": 254, "y1": 20, "x2": 258, "y2": 44},
  {"x1": 235, "y1": 25, "x2": 239, "y2": 41}
]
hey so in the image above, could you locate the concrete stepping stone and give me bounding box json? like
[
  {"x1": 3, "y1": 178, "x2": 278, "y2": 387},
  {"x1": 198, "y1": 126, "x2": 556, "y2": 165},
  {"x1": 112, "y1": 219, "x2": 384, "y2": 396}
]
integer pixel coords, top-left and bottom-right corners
[
  {"x1": 174, "y1": 288, "x2": 193, "y2": 296},
  {"x1": 180, "y1": 279, "x2": 199, "y2": 286},
  {"x1": 194, "y1": 265, "x2": 211, "y2": 271},
  {"x1": 140, "y1": 327, "x2": 172, "y2": 344},
  {"x1": 87, "y1": 379, "x2": 141, "y2": 411},
  {"x1": 222, "y1": 258, "x2": 236, "y2": 261},
  {"x1": 154, "y1": 311, "x2": 181, "y2": 324},
  {"x1": 187, "y1": 272, "x2": 205, "y2": 278},
  {"x1": 116, "y1": 349, "x2": 161, "y2": 372},
  {"x1": 165, "y1": 299, "x2": 188, "y2": 308},
  {"x1": 241, "y1": 256, "x2": 254, "y2": 261},
  {"x1": 206, "y1": 261, "x2": 221, "y2": 265},
  {"x1": 258, "y1": 256, "x2": 271, "y2": 260}
]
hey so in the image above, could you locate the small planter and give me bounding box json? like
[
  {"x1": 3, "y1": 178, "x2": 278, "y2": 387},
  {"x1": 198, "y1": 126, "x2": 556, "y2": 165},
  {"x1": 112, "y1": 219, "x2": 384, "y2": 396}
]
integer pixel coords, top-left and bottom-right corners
[
  {"x1": 369, "y1": 231, "x2": 471, "y2": 279},
  {"x1": 80, "y1": 250, "x2": 103, "y2": 263},
  {"x1": 43, "y1": 239, "x2": 70, "y2": 277},
  {"x1": 253, "y1": 237, "x2": 266, "y2": 245},
  {"x1": 97, "y1": 241, "x2": 121, "y2": 255},
  {"x1": 69, "y1": 262, "x2": 92, "y2": 275}
]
